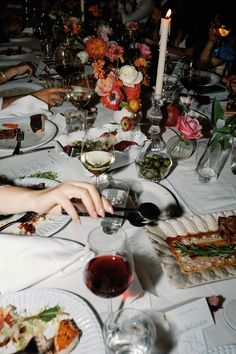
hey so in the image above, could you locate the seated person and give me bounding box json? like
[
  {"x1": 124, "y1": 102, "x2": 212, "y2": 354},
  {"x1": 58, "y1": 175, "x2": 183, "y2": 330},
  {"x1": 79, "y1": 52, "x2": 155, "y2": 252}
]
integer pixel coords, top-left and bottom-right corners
[
  {"x1": 0, "y1": 180, "x2": 113, "y2": 223},
  {"x1": 0, "y1": 62, "x2": 34, "y2": 84},
  {"x1": 198, "y1": 13, "x2": 236, "y2": 74},
  {"x1": 0, "y1": 63, "x2": 68, "y2": 109},
  {"x1": 118, "y1": 0, "x2": 155, "y2": 27}
]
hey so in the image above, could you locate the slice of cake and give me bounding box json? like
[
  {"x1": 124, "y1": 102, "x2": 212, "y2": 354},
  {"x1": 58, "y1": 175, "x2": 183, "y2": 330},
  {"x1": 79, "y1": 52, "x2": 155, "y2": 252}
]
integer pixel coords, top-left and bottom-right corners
[
  {"x1": 0, "y1": 128, "x2": 18, "y2": 140},
  {"x1": 30, "y1": 114, "x2": 45, "y2": 133}
]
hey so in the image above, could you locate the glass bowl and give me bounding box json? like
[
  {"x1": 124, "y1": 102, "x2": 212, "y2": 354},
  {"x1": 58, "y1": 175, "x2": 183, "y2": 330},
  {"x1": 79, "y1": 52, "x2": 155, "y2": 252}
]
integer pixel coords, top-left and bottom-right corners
[{"x1": 135, "y1": 151, "x2": 172, "y2": 182}]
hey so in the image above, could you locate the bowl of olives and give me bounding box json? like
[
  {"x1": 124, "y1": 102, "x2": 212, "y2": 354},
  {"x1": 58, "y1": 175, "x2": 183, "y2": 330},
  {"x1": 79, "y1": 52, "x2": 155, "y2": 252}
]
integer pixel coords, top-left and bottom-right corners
[{"x1": 135, "y1": 151, "x2": 172, "y2": 182}]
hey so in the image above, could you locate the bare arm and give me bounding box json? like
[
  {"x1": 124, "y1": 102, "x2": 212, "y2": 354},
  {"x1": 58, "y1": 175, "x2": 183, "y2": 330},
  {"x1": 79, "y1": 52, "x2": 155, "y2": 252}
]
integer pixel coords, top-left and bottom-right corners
[{"x1": 0, "y1": 181, "x2": 113, "y2": 222}]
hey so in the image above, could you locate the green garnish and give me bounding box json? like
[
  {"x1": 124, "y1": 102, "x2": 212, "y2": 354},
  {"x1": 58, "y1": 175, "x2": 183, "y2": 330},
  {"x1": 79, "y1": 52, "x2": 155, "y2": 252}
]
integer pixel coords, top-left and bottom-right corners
[
  {"x1": 23, "y1": 305, "x2": 68, "y2": 323},
  {"x1": 29, "y1": 171, "x2": 58, "y2": 180},
  {"x1": 175, "y1": 241, "x2": 236, "y2": 257}
]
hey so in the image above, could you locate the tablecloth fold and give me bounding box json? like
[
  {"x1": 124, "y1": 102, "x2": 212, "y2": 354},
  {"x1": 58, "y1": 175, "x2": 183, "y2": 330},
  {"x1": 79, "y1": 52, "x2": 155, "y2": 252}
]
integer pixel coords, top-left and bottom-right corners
[{"x1": 0, "y1": 234, "x2": 85, "y2": 294}]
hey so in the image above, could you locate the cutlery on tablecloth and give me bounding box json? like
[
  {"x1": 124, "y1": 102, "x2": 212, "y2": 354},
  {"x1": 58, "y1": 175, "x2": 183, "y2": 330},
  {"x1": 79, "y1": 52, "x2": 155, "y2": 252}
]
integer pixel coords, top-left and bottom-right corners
[
  {"x1": 12, "y1": 129, "x2": 24, "y2": 155},
  {"x1": 0, "y1": 212, "x2": 37, "y2": 232}
]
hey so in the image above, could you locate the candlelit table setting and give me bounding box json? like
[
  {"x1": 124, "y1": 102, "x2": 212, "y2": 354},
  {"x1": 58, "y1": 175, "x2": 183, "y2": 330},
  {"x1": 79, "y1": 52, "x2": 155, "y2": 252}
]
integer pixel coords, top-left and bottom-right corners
[{"x1": 0, "y1": 7, "x2": 236, "y2": 354}]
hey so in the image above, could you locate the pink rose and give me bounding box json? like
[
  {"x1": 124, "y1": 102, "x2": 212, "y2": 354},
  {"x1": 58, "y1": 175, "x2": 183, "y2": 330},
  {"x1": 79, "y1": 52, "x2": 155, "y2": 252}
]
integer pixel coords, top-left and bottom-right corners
[
  {"x1": 138, "y1": 43, "x2": 151, "y2": 59},
  {"x1": 177, "y1": 115, "x2": 203, "y2": 140}
]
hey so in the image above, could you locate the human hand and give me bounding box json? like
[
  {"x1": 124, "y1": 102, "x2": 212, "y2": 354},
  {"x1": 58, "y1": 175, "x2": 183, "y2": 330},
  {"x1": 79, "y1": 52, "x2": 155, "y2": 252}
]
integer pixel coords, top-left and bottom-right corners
[
  {"x1": 208, "y1": 27, "x2": 218, "y2": 42},
  {"x1": 29, "y1": 180, "x2": 113, "y2": 222},
  {"x1": 31, "y1": 87, "x2": 69, "y2": 106},
  {"x1": 11, "y1": 62, "x2": 34, "y2": 77}
]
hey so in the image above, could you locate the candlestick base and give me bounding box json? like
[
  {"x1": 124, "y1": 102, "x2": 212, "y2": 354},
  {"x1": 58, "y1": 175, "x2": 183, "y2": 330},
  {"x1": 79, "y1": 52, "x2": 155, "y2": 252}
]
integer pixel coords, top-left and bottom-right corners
[{"x1": 147, "y1": 95, "x2": 166, "y2": 152}]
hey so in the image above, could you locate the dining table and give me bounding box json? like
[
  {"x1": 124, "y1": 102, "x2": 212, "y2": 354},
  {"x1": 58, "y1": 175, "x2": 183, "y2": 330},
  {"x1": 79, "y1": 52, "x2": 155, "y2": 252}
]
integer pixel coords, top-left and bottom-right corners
[{"x1": 0, "y1": 36, "x2": 236, "y2": 354}]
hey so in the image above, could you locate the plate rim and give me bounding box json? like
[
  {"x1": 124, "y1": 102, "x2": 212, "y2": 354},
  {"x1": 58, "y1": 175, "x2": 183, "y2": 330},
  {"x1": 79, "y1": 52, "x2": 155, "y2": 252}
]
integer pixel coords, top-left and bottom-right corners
[
  {"x1": 0, "y1": 116, "x2": 58, "y2": 152},
  {"x1": 0, "y1": 287, "x2": 105, "y2": 353}
]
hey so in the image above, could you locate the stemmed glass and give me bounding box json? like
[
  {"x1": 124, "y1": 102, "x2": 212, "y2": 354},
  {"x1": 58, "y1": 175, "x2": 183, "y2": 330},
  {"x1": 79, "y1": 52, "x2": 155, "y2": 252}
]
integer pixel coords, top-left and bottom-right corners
[
  {"x1": 80, "y1": 126, "x2": 115, "y2": 184},
  {"x1": 147, "y1": 94, "x2": 166, "y2": 152},
  {"x1": 83, "y1": 226, "x2": 134, "y2": 316},
  {"x1": 67, "y1": 72, "x2": 96, "y2": 111}
]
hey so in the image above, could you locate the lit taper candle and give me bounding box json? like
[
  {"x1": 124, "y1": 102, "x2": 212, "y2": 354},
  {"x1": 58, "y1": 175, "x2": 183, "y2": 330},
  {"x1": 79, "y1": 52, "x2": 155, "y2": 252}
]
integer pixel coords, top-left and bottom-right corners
[{"x1": 154, "y1": 9, "x2": 171, "y2": 99}]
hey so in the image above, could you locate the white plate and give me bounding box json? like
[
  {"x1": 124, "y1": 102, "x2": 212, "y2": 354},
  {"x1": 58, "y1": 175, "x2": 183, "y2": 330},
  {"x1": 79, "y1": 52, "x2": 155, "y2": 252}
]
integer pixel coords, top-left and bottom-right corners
[
  {"x1": 145, "y1": 209, "x2": 236, "y2": 288},
  {"x1": 127, "y1": 179, "x2": 179, "y2": 220},
  {"x1": 0, "y1": 45, "x2": 32, "y2": 60},
  {"x1": 202, "y1": 344, "x2": 236, "y2": 354},
  {"x1": 0, "y1": 116, "x2": 58, "y2": 152},
  {"x1": 0, "y1": 288, "x2": 105, "y2": 354},
  {"x1": 0, "y1": 81, "x2": 43, "y2": 97},
  {"x1": 199, "y1": 70, "x2": 221, "y2": 84},
  {"x1": 0, "y1": 178, "x2": 70, "y2": 237}
]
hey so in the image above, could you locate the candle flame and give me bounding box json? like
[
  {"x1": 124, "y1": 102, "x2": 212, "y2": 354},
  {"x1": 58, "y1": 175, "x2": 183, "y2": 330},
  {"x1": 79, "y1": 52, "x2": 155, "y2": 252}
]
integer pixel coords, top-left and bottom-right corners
[{"x1": 165, "y1": 9, "x2": 171, "y2": 19}]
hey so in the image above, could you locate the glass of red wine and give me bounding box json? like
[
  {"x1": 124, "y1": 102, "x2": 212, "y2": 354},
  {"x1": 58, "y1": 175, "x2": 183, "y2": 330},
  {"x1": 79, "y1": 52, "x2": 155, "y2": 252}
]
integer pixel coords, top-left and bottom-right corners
[{"x1": 83, "y1": 226, "x2": 134, "y2": 315}]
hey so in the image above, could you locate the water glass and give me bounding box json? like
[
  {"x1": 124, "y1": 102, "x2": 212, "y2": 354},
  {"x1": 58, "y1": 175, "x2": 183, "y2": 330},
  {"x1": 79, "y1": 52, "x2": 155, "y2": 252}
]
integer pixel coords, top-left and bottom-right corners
[
  {"x1": 64, "y1": 109, "x2": 87, "y2": 133},
  {"x1": 103, "y1": 308, "x2": 156, "y2": 354},
  {"x1": 97, "y1": 178, "x2": 129, "y2": 234}
]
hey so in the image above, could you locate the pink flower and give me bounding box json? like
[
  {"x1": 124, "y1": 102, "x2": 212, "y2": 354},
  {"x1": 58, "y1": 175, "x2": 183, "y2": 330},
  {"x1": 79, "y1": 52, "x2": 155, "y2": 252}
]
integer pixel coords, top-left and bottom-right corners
[
  {"x1": 95, "y1": 72, "x2": 117, "y2": 96},
  {"x1": 138, "y1": 43, "x2": 151, "y2": 59},
  {"x1": 177, "y1": 115, "x2": 203, "y2": 140},
  {"x1": 106, "y1": 43, "x2": 124, "y2": 62}
]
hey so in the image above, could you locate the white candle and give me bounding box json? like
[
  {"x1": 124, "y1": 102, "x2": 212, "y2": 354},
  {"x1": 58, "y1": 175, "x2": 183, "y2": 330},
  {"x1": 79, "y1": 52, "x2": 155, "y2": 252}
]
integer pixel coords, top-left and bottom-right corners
[
  {"x1": 81, "y1": 0, "x2": 85, "y2": 22},
  {"x1": 155, "y1": 9, "x2": 171, "y2": 99}
]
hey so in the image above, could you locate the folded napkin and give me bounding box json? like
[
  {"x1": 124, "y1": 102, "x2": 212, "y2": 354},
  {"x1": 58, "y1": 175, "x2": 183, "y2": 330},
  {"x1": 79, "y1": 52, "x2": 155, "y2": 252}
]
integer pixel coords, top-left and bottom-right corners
[
  {"x1": 0, "y1": 234, "x2": 85, "y2": 294},
  {"x1": 0, "y1": 95, "x2": 51, "y2": 117}
]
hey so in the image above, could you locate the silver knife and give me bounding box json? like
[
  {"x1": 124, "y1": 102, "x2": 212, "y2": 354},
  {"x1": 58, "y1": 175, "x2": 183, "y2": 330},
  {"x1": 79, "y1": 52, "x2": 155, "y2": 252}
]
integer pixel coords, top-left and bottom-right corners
[{"x1": 0, "y1": 145, "x2": 55, "y2": 160}]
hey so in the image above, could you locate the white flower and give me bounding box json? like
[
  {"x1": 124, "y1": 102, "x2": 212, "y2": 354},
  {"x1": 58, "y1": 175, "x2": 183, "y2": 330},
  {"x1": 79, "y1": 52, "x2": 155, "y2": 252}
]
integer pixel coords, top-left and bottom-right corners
[
  {"x1": 77, "y1": 50, "x2": 89, "y2": 64},
  {"x1": 118, "y1": 65, "x2": 143, "y2": 87}
]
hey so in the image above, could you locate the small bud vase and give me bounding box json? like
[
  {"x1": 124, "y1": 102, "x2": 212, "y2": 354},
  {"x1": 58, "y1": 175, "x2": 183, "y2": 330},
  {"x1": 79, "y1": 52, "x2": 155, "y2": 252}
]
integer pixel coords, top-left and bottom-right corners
[{"x1": 166, "y1": 135, "x2": 196, "y2": 161}]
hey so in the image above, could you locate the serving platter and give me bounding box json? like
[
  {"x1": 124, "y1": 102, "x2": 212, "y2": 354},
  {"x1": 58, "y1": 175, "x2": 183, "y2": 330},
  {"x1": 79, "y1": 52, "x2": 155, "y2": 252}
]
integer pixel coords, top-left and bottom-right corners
[
  {"x1": 0, "y1": 178, "x2": 70, "y2": 237},
  {"x1": 145, "y1": 209, "x2": 236, "y2": 288},
  {"x1": 0, "y1": 116, "x2": 57, "y2": 152},
  {"x1": 0, "y1": 288, "x2": 105, "y2": 354}
]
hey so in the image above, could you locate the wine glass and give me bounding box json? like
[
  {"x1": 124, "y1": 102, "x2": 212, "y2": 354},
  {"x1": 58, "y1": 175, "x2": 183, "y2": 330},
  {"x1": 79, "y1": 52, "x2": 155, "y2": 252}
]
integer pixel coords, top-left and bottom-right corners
[
  {"x1": 83, "y1": 226, "x2": 134, "y2": 316},
  {"x1": 80, "y1": 126, "x2": 115, "y2": 184},
  {"x1": 67, "y1": 72, "x2": 96, "y2": 110},
  {"x1": 53, "y1": 45, "x2": 75, "y2": 78},
  {"x1": 180, "y1": 59, "x2": 200, "y2": 94}
]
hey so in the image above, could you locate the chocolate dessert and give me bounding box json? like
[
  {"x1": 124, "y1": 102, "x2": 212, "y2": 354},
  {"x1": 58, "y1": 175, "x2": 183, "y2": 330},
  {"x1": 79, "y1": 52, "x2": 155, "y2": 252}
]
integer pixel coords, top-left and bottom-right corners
[
  {"x1": 0, "y1": 128, "x2": 18, "y2": 139},
  {"x1": 30, "y1": 114, "x2": 45, "y2": 133}
]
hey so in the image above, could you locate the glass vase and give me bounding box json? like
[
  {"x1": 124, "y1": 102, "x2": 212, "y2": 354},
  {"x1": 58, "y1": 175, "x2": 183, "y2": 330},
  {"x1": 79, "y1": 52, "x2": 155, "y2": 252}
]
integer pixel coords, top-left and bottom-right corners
[
  {"x1": 166, "y1": 135, "x2": 196, "y2": 160},
  {"x1": 196, "y1": 141, "x2": 231, "y2": 183}
]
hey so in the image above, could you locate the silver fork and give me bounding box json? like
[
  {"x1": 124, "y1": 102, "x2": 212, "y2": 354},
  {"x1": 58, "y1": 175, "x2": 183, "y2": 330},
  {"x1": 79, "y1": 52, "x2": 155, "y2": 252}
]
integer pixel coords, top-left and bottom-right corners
[{"x1": 12, "y1": 129, "x2": 24, "y2": 155}]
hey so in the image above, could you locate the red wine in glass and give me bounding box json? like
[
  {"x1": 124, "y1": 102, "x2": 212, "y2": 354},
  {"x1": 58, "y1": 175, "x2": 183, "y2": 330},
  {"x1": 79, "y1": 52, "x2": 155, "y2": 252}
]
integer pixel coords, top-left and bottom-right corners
[
  {"x1": 55, "y1": 65, "x2": 77, "y2": 78},
  {"x1": 84, "y1": 254, "x2": 133, "y2": 298}
]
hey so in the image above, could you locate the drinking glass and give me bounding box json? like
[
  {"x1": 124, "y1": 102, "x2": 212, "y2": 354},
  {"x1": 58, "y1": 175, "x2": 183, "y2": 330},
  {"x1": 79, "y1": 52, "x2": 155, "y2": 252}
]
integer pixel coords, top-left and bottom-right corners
[
  {"x1": 97, "y1": 178, "x2": 130, "y2": 234},
  {"x1": 80, "y1": 126, "x2": 115, "y2": 183},
  {"x1": 103, "y1": 308, "x2": 156, "y2": 354},
  {"x1": 180, "y1": 59, "x2": 200, "y2": 93},
  {"x1": 67, "y1": 72, "x2": 96, "y2": 111},
  {"x1": 53, "y1": 45, "x2": 75, "y2": 78},
  {"x1": 83, "y1": 227, "x2": 134, "y2": 315}
]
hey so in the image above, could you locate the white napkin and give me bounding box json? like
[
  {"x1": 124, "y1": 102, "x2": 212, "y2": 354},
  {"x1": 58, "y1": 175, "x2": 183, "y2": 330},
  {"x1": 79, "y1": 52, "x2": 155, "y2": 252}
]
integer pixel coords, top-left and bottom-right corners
[
  {"x1": 0, "y1": 234, "x2": 85, "y2": 294},
  {"x1": 0, "y1": 95, "x2": 51, "y2": 117}
]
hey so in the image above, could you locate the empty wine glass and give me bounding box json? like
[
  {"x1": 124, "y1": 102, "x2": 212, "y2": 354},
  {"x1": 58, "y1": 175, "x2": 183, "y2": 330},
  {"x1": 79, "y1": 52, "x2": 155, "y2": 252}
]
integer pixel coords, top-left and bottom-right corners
[
  {"x1": 83, "y1": 226, "x2": 134, "y2": 316},
  {"x1": 80, "y1": 126, "x2": 115, "y2": 184}
]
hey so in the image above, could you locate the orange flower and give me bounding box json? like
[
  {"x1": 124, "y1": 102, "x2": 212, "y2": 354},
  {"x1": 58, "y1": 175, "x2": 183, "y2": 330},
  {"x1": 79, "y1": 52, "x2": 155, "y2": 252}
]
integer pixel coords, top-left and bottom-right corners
[
  {"x1": 124, "y1": 84, "x2": 141, "y2": 101},
  {"x1": 134, "y1": 57, "x2": 148, "y2": 68},
  {"x1": 88, "y1": 5, "x2": 102, "y2": 17},
  {"x1": 86, "y1": 37, "x2": 107, "y2": 60}
]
